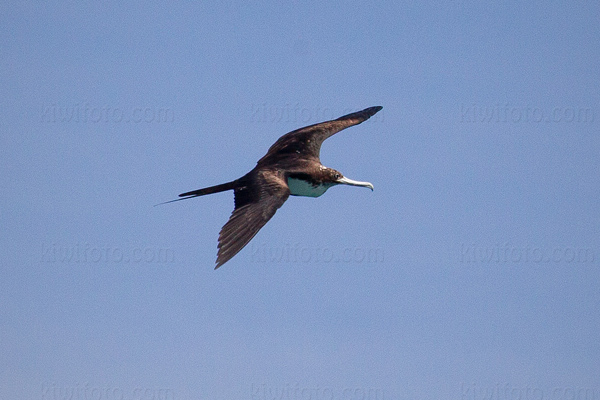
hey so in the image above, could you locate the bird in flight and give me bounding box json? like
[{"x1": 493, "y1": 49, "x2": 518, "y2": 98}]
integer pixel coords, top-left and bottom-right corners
[{"x1": 160, "y1": 106, "x2": 382, "y2": 269}]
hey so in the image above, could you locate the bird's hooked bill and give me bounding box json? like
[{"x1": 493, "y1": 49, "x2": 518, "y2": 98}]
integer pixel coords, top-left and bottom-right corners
[{"x1": 337, "y1": 176, "x2": 374, "y2": 191}]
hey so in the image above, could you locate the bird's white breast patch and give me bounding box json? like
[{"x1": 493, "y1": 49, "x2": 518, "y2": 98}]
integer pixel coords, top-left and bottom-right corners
[{"x1": 287, "y1": 177, "x2": 333, "y2": 197}]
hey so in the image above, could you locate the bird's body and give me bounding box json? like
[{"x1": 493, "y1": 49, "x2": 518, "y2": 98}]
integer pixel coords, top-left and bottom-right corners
[{"x1": 162, "y1": 106, "x2": 382, "y2": 268}]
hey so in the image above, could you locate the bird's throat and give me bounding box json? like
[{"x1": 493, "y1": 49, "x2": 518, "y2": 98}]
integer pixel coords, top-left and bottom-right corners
[{"x1": 287, "y1": 177, "x2": 333, "y2": 197}]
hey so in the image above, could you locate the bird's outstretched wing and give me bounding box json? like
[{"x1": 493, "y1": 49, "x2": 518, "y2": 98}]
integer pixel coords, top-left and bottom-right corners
[
  {"x1": 215, "y1": 170, "x2": 290, "y2": 269},
  {"x1": 257, "y1": 106, "x2": 382, "y2": 165}
]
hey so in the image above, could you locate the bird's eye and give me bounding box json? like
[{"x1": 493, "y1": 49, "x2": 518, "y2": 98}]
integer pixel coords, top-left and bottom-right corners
[{"x1": 334, "y1": 173, "x2": 341, "y2": 179}]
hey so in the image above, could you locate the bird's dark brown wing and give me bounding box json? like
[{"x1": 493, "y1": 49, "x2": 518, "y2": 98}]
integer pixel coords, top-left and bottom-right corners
[
  {"x1": 257, "y1": 106, "x2": 382, "y2": 166},
  {"x1": 215, "y1": 170, "x2": 290, "y2": 269}
]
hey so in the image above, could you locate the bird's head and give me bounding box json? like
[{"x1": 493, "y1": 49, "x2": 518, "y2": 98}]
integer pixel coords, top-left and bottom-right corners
[{"x1": 325, "y1": 167, "x2": 374, "y2": 191}]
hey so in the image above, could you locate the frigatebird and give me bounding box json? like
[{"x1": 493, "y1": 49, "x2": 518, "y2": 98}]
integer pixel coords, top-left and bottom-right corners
[{"x1": 161, "y1": 106, "x2": 382, "y2": 268}]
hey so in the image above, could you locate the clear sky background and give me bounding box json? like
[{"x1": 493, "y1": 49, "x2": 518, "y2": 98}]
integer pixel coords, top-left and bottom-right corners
[{"x1": 1, "y1": 2, "x2": 599, "y2": 400}]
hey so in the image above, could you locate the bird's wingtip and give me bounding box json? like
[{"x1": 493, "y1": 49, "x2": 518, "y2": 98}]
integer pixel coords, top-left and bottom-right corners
[
  {"x1": 338, "y1": 106, "x2": 383, "y2": 121},
  {"x1": 214, "y1": 257, "x2": 225, "y2": 269},
  {"x1": 365, "y1": 106, "x2": 383, "y2": 116}
]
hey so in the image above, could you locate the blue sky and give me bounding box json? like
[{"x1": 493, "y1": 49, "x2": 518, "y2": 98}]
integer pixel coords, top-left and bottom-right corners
[{"x1": 1, "y1": 1, "x2": 599, "y2": 399}]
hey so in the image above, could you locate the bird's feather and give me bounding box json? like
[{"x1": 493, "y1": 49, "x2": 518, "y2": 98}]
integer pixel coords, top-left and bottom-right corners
[
  {"x1": 257, "y1": 106, "x2": 382, "y2": 166},
  {"x1": 215, "y1": 170, "x2": 290, "y2": 268}
]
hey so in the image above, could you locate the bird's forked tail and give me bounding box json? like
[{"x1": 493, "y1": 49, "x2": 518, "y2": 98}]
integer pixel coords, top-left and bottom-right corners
[{"x1": 155, "y1": 180, "x2": 238, "y2": 206}]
